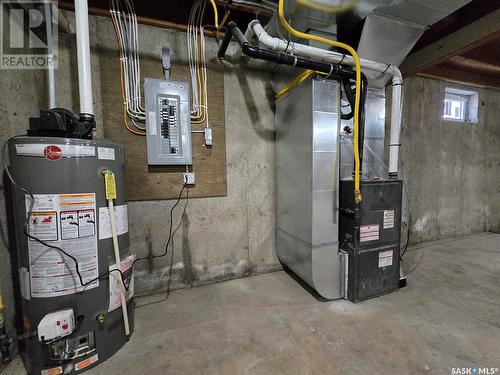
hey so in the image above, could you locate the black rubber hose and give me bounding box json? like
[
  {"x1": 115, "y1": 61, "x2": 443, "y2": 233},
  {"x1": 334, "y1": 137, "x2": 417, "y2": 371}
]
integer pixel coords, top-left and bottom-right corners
[
  {"x1": 341, "y1": 77, "x2": 355, "y2": 120},
  {"x1": 217, "y1": 22, "x2": 235, "y2": 59},
  {"x1": 358, "y1": 73, "x2": 368, "y2": 168}
]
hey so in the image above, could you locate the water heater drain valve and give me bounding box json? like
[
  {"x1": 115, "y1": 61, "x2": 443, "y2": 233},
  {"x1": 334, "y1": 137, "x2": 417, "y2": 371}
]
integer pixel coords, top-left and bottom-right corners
[{"x1": 37, "y1": 309, "x2": 75, "y2": 342}]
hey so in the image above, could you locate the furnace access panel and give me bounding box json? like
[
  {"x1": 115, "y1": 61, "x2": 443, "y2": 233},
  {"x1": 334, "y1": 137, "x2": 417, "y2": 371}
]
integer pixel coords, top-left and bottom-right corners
[{"x1": 145, "y1": 78, "x2": 192, "y2": 165}]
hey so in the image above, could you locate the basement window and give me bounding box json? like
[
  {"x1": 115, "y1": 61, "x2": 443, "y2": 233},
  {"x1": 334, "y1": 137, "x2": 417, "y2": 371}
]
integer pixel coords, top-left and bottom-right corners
[{"x1": 443, "y1": 87, "x2": 479, "y2": 123}]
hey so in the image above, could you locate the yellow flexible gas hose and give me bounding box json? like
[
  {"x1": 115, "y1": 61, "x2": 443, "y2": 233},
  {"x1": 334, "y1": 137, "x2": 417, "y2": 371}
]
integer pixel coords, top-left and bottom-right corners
[
  {"x1": 209, "y1": 0, "x2": 219, "y2": 29},
  {"x1": 278, "y1": 0, "x2": 362, "y2": 203},
  {"x1": 276, "y1": 70, "x2": 314, "y2": 99},
  {"x1": 296, "y1": 0, "x2": 357, "y2": 14}
]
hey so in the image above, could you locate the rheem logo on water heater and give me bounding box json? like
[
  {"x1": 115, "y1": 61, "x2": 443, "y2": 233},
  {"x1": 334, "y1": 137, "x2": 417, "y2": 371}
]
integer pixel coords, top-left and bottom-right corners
[{"x1": 44, "y1": 145, "x2": 62, "y2": 160}]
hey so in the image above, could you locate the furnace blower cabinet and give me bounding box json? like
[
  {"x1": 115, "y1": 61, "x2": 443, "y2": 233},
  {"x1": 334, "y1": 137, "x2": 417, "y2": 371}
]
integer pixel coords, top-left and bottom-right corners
[{"x1": 275, "y1": 75, "x2": 404, "y2": 303}]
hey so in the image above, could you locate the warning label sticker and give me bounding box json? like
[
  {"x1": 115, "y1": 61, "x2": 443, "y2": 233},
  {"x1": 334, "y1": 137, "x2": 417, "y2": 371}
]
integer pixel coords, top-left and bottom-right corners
[
  {"x1": 26, "y1": 194, "x2": 99, "y2": 298},
  {"x1": 360, "y1": 224, "x2": 380, "y2": 242},
  {"x1": 378, "y1": 249, "x2": 393, "y2": 268},
  {"x1": 75, "y1": 354, "x2": 99, "y2": 371},
  {"x1": 99, "y1": 205, "x2": 128, "y2": 240},
  {"x1": 97, "y1": 147, "x2": 116, "y2": 160},
  {"x1": 108, "y1": 255, "x2": 135, "y2": 312},
  {"x1": 41, "y1": 366, "x2": 63, "y2": 375},
  {"x1": 29, "y1": 212, "x2": 58, "y2": 241},
  {"x1": 383, "y1": 210, "x2": 395, "y2": 229},
  {"x1": 148, "y1": 111, "x2": 157, "y2": 136}
]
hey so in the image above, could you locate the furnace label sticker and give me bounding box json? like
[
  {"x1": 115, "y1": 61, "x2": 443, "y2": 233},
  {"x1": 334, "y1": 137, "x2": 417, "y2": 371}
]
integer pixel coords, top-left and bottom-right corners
[
  {"x1": 98, "y1": 205, "x2": 129, "y2": 240},
  {"x1": 360, "y1": 224, "x2": 380, "y2": 242},
  {"x1": 378, "y1": 250, "x2": 393, "y2": 268},
  {"x1": 25, "y1": 193, "x2": 99, "y2": 298},
  {"x1": 383, "y1": 210, "x2": 395, "y2": 229},
  {"x1": 108, "y1": 254, "x2": 135, "y2": 313}
]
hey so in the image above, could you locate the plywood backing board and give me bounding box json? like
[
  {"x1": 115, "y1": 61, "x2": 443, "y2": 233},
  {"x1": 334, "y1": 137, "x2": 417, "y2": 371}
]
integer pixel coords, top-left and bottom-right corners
[{"x1": 100, "y1": 52, "x2": 227, "y2": 201}]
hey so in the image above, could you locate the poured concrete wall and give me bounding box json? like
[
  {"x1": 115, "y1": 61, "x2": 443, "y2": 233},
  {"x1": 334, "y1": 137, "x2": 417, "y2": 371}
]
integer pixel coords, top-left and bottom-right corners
[
  {"x1": 0, "y1": 11, "x2": 277, "y2": 335},
  {"x1": 2, "y1": 10, "x2": 500, "y2": 339},
  {"x1": 389, "y1": 76, "x2": 500, "y2": 243}
]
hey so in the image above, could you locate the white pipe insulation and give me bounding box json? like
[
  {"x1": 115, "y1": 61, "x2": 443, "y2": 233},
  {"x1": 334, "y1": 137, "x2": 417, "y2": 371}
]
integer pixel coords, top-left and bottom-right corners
[
  {"x1": 74, "y1": 0, "x2": 93, "y2": 116},
  {"x1": 248, "y1": 20, "x2": 403, "y2": 177}
]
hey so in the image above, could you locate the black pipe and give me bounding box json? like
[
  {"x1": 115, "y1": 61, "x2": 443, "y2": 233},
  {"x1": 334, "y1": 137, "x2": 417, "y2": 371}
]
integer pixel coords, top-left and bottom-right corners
[
  {"x1": 217, "y1": 22, "x2": 234, "y2": 59},
  {"x1": 219, "y1": 21, "x2": 368, "y2": 188},
  {"x1": 341, "y1": 77, "x2": 355, "y2": 120},
  {"x1": 218, "y1": 22, "x2": 357, "y2": 80},
  {"x1": 359, "y1": 74, "x2": 368, "y2": 170}
]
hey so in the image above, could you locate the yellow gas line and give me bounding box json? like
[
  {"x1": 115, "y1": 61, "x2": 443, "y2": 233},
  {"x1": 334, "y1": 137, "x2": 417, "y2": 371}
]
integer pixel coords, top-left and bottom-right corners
[{"x1": 277, "y1": 0, "x2": 362, "y2": 203}]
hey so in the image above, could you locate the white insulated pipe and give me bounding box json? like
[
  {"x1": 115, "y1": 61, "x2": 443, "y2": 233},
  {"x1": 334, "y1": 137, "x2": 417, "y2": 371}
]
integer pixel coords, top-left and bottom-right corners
[
  {"x1": 74, "y1": 0, "x2": 93, "y2": 115},
  {"x1": 44, "y1": 2, "x2": 55, "y2": 108},
  {"x1": 248, "y1": 20, "x2": 403, "y2": 177}
]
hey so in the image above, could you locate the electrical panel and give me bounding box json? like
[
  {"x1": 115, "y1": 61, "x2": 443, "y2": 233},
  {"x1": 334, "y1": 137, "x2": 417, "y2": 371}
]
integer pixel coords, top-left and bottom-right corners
[{"x1": 144, "y1": 78, "x2": 192, "y2": 165}]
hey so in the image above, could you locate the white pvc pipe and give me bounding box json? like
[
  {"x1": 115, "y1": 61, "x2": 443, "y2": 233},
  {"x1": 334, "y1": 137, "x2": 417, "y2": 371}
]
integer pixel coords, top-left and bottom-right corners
[
  {"x1": 44, "y1": 2, "x2": 55, "y2": 108},
  {"x1": 108, "y1": 198, "x2": 131, "y2": 336},
  {"x1": 248, "y1": 20, "x2": 403, "y2": 177},
  {"x1": 74, "y1": 0, "x2": 93, "y2": 115}
]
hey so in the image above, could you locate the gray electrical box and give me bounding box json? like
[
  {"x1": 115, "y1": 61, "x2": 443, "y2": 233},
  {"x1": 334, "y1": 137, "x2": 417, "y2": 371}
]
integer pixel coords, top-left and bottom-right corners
[{"x1": 144, "y1": 78, "x2": 192, "y2": 165}]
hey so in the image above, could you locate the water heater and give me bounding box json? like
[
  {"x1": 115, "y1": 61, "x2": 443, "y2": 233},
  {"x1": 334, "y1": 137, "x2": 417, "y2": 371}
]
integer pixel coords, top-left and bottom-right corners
[{"x1": 7, "y1": 110, "x2": 134, "y2": 374}]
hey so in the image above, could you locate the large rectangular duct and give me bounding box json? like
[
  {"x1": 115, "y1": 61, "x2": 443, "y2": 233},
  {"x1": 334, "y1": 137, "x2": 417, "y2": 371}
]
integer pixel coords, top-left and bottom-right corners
[{"x1": 276, "y1": 76, "x2": 344, "y2": 300}]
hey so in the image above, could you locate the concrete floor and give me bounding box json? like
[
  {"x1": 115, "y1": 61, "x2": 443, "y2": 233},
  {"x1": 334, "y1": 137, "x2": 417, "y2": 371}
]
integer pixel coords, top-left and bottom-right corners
[{"x1": 3, "y1": 232, "x2": 500, "y2": 375}]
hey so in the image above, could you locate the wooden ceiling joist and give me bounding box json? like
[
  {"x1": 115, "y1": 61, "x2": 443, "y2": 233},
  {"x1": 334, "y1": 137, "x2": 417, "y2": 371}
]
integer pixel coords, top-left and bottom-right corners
[{"x1": 400, "y1": 8, "x2": 500, "y2": 77}]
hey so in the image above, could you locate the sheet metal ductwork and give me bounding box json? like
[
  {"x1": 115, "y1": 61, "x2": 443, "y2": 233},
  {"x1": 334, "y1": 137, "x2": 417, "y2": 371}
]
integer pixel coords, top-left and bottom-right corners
[{"x1": 267, "y1": 0, "x2": 472, "y2": 87}]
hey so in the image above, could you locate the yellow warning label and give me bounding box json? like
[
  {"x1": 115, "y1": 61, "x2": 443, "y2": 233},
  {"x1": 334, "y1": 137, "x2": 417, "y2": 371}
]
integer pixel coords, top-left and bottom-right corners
[{"x1": 104, "y1": 171, "x2": 117, "y2": 200}]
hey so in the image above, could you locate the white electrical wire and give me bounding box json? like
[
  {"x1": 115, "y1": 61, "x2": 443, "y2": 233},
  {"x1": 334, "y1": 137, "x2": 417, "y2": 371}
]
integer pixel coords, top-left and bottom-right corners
[
  {"x1": 110, "y1": 0, "x2": 211, "y2": 132},
  {"x1": 187, "y1": 0, "x2": 210, "y2": 128},
  {"x1": 110, "y1": 0, "x2": 145, "y2": 131}
]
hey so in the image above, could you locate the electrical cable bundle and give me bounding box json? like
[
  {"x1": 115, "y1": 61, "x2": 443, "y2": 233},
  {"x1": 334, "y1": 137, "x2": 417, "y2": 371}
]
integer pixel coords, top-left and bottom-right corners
[
  {"x1": 188, "y1": 0, "x2": 211, "y2": 128},
  {"x1": 110, "y1": 0, "x2": 146, "y2": 135}
]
